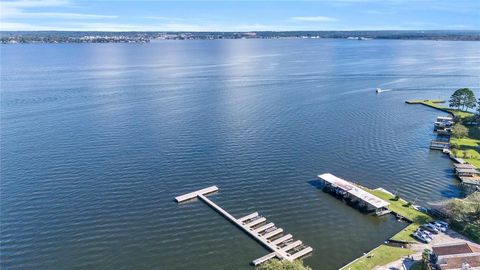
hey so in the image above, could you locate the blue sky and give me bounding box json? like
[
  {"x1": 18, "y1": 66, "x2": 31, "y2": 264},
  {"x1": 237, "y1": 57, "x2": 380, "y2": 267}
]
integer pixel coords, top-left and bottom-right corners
[{"x1": 1, "y1": 0, "x2": 479, "y2": 31}]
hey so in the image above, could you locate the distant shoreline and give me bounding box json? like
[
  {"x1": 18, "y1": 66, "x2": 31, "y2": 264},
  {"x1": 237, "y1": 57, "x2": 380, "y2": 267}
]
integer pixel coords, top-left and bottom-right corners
[{"x1": 2, "y1": 30, "x2": 480, "y2": 44}]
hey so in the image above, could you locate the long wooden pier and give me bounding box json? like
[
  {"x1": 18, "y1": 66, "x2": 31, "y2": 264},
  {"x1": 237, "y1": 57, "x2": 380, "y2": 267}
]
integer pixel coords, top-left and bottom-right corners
[{"x1": 175, "y1": 186, "x2": 313, "y2": 266}]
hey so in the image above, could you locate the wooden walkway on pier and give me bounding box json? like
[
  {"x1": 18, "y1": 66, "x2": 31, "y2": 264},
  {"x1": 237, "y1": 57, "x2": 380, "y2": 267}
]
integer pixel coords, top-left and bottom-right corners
[
  {"x1": 430, "y1": 140, "x2": 450, "y2": 150},
  {"x1": 175, "y1": 186, "x2": 313, "y2": 266},
  {"x1": 453, "y1": 163, "x2": 480, "y2": 188}
]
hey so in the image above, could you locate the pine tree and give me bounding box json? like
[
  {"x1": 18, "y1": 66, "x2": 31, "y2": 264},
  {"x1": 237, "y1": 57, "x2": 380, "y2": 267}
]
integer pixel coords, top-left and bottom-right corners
[
  {"x1": 450, "y1": 90, "x2": 462, "y2": 109},
  {"x1": 463, "y1": 88, "x2": 477, "y2": 110},
  {"x1": 449, "y1": 88, "x2": 476, "y2": 111},
  {"x1": 477, "y1": 98, "x2": 480, "y2": 115},
  {"x1": 421, "y1": 249, "x2": 431, "y2": 270}
]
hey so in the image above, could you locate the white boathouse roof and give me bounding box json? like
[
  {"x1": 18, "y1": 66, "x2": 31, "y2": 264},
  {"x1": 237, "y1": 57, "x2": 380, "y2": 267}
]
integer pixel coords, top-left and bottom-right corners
[
  {"x1": 437, "y1": 116, "x2": 453, "y2": 121},
  {"x1": 318, "y1": 173, "x2": 389, "y2": 209}
]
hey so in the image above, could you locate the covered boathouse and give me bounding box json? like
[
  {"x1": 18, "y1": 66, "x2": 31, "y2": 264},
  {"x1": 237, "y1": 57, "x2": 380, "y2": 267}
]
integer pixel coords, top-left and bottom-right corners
[{"x1": 317, "y1": 173, "x2": 390, "y2": 216}]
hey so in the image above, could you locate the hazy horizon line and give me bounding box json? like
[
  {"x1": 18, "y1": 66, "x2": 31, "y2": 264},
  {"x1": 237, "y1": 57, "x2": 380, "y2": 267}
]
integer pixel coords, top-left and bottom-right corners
[{"x1": 2, "y1": 29, "x2": 479, "y2": 32}]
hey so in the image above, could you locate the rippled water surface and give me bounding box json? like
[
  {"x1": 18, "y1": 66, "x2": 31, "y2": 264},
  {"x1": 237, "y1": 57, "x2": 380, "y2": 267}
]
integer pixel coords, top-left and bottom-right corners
[{"x1": 1, "y1": 39, "x2": 480, "y2": 270}]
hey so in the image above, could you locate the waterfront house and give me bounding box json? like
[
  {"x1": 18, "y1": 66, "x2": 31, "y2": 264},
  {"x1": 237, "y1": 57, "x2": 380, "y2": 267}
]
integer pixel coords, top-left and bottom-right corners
[{"x1": 432, "y1": 242, "x2": 480, "y2": 270}]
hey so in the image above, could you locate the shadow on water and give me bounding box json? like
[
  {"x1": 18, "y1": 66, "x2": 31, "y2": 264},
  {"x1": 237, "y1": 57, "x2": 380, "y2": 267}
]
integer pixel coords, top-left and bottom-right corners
[
  {"x1": 439, "y1": 184, "x2": 461, "y2": 198},
  {"x1": 307, "y1": 179, "x2": 323, "y2": 190},
  {"x1": 307, "y1": 179, "x2": 373, "y2": 214},
  {"x1": 442, "y1": 168, "x2": 454, "y2": 178}
]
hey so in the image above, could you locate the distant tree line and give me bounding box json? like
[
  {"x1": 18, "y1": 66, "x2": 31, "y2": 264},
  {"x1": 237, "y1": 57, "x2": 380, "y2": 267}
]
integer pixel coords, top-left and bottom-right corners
[
  {"x1": 1, "y1": 35, "x2": 150, "y2": 44},
  {"x1": 2, "y1": 30, "x2": 480, "y2": 43}
]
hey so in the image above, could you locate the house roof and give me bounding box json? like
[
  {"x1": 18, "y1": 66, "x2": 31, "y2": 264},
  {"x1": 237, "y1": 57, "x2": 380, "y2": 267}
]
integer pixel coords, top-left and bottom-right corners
[
  {"x1": 438, "y1": 255, "x2": 480, "y2": 270},
  {"x1": 433, "y1": 242, "x2": 480, "y2": 256}
]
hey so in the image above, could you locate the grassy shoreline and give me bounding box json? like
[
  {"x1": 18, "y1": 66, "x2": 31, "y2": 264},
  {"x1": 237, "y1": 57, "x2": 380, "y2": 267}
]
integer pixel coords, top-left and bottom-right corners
[
  {"x1": 339, "y1": 188, "x2": 430, "y2": 270},
  {"x1": 406, "y1": 99, "x2": 480, "y2": 167},
  {"x1": 405, "y1": 99, "x2": 474, "y2": 119},
  {"x1": 339, "y1": 100, "x2": 478, "y2": 270},
  {"x1": 406, "y1": 99, "x2": 480, "y2": 242},
  {"x1": 366, "y1": 188, "x2": 432, "y2": 243},
  {"x1": 336, "y1": 178, "x2": 478, "y2": 269},
  {"x1": 339, "y1": 244, "x2": 415, "y2": 270}
]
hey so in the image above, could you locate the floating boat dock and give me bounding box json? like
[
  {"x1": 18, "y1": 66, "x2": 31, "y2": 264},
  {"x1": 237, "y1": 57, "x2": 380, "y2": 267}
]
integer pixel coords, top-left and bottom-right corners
[
  {"x1": 449, "y1": 156, "x2": 466, "y2": 164},
  {"x1": 175, "y1": 186, "x2": 313, "y2": 266},
  {"x1": 433, "y1": 116, "x2": 453, "y2": 137},
  {"x1": 430, "y1": 140, "x2": 450, "y2": 150},
  {"x1": 431, "y1": 115, "x2": 454, "y2": 147},
  {"x1": 426, "y1": 114, "x2": 480, "y2": 188},
  {"x1": 434, "y1": 116, "x2": 454, "y2": 128},
  {"x1": 317, "y1": 173, "x2": 390, "y2": 216},
  {"x1": 453, "y1": 163, "x2": 480, "y2": 188}
]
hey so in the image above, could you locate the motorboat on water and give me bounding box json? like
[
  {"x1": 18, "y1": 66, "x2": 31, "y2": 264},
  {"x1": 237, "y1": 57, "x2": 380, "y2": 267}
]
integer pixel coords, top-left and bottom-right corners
[{"x1": 376, "y1": 88, "x2": 392, "y2": 93}]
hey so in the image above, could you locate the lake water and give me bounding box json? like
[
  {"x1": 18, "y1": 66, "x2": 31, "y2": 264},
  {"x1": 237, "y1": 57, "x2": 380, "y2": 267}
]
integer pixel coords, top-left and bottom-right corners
[{"x1": 1, "y1": 39, "x2": 479, "y2": 270}]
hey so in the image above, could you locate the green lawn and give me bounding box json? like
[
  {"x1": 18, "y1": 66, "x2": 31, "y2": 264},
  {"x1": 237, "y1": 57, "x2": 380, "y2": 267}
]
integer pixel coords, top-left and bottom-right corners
[
  {"x1": 464, "y1": 158, "x2": 480, "y2": 168},
  {"x1": 451, "y1": 138, "x2": 480, "y2": 147},
  {"x1": 366, "y1": 189, "x2": 432, "y2": 223},
  {"x1": 363, "y1": 188, "x2": 433, "y2": 242},
  {"x1": 405, "y1": 99, "x2": 445, "y2": 105},
  {"x1": 450, "y1": 130, "x2": 480, "y2": 165},
  {"x1": 450, "y1": 109, "x2": 475, "y2": 119},
  {"x1": 390, "y1": 223, "x2": 420, "y2": 243},
  {"x1": 405, "y1": 99, "x2": 475, "y2": 119},
  {"x1": 340, "y1": 245, "x2": 415, "y2": 270}
]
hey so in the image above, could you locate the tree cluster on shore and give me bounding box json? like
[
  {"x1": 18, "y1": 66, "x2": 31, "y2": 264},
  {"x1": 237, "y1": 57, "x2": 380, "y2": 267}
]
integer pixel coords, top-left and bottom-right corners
[
  {"x1": 430, "y1": 192, "x2": 480, "y2": 243},
  {"x1": 448, "y1": 88, "x2": 479, "y2": 142},
  {"x1": 450, "y1": 123, "x2": 469, "y2": 139},
  {"x1": 449, "y1": 88, "x2": 478, "y2": 112}
]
